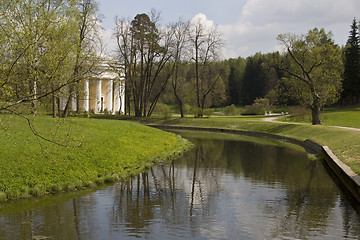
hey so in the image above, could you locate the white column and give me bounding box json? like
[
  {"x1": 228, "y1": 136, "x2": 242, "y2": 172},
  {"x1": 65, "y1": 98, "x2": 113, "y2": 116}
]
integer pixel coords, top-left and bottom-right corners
[
  {"x1": 71, "y1": 93, "x2": 77, "y2": 112},
  {"x1": 113, "y1": 80, "x2": 121, "y2": 114},
  {"x1": 120, "y1": 78, "x2": 125, "y2": 114},
  {"x1": 84, "y1": 80, "x2": 89, "y2": 112},
  {"x1": 106, "y1": 79, "x2": 113, "y2": 113},
  {"x1": 95, "y1": 79, "x2": 102, "y2": 113},
  {"x1": 59, "y1": 93, "x2": 66, "y2": 111}
]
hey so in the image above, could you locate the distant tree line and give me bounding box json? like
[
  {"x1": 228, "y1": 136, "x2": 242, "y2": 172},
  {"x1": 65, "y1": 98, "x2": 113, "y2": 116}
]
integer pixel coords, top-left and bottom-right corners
[
  {"x1": 221, "y1": 19, "x2": 360, "y2": 112},
  {"x1": 2, "y1": 1, "x2": 359, "y2": 123}
]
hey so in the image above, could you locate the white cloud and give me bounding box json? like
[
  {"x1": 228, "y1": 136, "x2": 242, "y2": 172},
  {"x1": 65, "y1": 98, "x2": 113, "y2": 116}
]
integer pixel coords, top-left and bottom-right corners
[
  {"x1": 191, "y1": 13, "x2": 215, "y2": 29},
  {"x1": 216, "y1": 0, "x2": 360, "y2": 58},
  {"x1": 100, "y1": 0, "x2": 360, "y2": 59}
]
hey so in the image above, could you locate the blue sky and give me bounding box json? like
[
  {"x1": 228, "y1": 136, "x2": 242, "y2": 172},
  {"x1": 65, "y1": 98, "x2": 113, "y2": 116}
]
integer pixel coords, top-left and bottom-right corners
[{"x1": 97, "y1": 0, "x2": 360, "y2": 58}]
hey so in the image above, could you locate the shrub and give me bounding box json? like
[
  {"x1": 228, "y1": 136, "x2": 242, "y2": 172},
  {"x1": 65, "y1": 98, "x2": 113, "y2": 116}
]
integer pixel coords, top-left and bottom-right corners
[
  {"x1": 242, "y1": 98, "x2": 272, "y2": 115},
  {"x1": 203, "y1": 108, "x2": 215, "y2": 118},
  {"x1": 153, "y1": 103, "x2": 172, "y2": 119},
  {"x1": 223, "y1": 104, "x2": 238, "y2": 116},
  {"x1": 50, "y1": 183, "x2": 63, "y2": 193},
  {"x1": 0, "y1": 191, "x2": 6, "y2": 201},
  {"x1": 188, "y1": 106, "x2": 214, "y2": 118},
  {"x1": 7, "y1": 189, "x2": 21, "y2": 199}
]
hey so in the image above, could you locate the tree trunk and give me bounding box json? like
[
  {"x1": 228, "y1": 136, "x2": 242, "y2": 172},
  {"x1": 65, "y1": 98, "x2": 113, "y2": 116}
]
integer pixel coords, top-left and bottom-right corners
[
  {"x1": 30, "y1": 80, "x2": 38, "y2": 116},
  {"x1": 52, "y1": 91, "x2": 57, "y2": 118},
  {"x1": 311, "y1": 96, "x2": 322, "y2": 125}
]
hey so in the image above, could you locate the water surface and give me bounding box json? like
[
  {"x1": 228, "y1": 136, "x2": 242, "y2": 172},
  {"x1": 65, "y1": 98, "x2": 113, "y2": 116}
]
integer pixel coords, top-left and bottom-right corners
[{"x1": 1, "y1": 131, "x2": 360, "y2": 239}]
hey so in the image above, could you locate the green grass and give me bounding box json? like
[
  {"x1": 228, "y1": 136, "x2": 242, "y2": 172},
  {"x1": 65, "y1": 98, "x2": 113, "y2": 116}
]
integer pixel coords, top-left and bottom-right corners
[
  {"x1": 141, "y1": 116, "x2": 360, "y2": 176},
  {"x1": 283, "y1": 104, "x2": 360, "y2": 128},
  {"x1": 0, "y1": 114, "x2": 191, "y2": 200}
]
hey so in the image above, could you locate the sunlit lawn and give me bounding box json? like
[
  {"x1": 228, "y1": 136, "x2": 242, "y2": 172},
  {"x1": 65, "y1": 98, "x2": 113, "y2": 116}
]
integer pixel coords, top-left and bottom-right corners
[{"x1": 0, "y1": 114, "x2": 190, "y2": 200}]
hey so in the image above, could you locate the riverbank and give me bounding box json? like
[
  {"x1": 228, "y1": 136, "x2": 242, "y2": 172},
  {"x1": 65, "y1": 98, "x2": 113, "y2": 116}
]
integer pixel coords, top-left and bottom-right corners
[
  {"x1": 140, "y1": 117, "x2": 360, "y2": 176},
  {"x1": 0, "y1": 115, "x2": 191, "y2": 201}
]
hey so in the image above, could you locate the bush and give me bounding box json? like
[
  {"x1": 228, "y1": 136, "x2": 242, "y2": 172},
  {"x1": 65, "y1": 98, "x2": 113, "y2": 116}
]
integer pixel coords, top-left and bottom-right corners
[
  {"x1": 223, "y1": 104, "x2": 238, "y2": 116},
  {"x1": 203, "y1": 108, "x2": 215, "y2": 118},
  {"x1": 0, "y1": 191, "x2": 6, "y2": 201},
  {"x1": 242, "y1": 98, "x2": 272, "y2": 115},
  {"x1": 187, "y1": 106, "x2": 214, "y2": 118},
  {"x1": 153, "y1": 103, "x2": 172, "y2": 119}
]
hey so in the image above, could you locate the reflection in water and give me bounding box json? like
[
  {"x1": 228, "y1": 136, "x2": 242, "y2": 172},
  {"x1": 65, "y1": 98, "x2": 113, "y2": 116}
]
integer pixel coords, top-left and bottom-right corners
[{"x1": 1, "y1": 132, "x2": 360, "y2": 239}]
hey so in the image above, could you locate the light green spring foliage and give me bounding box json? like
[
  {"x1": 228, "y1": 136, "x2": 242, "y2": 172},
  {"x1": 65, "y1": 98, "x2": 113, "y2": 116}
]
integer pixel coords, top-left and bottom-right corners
[
  {"x1": 0, "y1": 0, "x2": 101, "y2": 113},
  {"x1": 0, "y1": 115, "x2": 190, "y2": 200},
  {"x1": 277, "y1": 28, "x2": 343, "y2": 107}
]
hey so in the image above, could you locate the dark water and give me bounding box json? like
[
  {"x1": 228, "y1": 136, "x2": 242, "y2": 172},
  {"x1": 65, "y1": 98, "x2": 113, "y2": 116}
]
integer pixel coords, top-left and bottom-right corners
[{"x1": 1, "y1": 131, "x2": 360, "y2": 240}]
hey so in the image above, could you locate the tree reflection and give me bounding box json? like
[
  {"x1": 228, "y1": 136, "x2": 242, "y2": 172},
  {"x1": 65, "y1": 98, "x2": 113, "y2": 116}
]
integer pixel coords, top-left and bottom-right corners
[{"x1": 1, "y1": 133, "x2": 360, "y2": 239}]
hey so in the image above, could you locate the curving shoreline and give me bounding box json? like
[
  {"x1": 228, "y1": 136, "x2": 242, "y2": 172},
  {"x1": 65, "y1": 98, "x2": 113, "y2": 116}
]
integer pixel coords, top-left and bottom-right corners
[{"x1": 148, "y1": 124, "x2": 360, "y2": 204}]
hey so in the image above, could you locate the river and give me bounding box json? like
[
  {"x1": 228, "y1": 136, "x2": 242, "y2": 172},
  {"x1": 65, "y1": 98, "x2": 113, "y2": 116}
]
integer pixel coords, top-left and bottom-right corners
[{"x1": 1, "y1": 130, "x2": 360, "y2": 239}]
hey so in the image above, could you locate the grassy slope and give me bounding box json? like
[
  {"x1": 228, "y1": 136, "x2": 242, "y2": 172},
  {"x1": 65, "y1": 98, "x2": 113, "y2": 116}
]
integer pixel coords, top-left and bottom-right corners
[
  {"x1": 0, "y1": 115, "x2": 190, "y2": 200},
  {"x1": 283, "y1": 104, "x2": 360, "y2": 128},
  {"x1": 142, "y1": 116, "x2": 360, "y2": 176}
]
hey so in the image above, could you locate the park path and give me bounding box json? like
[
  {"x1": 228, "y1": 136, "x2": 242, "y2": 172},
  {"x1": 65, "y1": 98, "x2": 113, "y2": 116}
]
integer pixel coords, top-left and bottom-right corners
[{"x1": 262, "y1": 115, "x2": 360, "y2": 132}]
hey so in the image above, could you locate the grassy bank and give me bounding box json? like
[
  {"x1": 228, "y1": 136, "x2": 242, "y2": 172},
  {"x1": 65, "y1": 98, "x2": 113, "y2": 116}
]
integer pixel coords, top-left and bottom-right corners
[
  {"x1": 0, "y1": 115, "x2": 191, "y2": 201},
  {"x1": 141, "y1": 116, "x2": 360, "y2": 176},
  {"x1": 283, "y1": 104, "x2": 360, "y2": 128}
]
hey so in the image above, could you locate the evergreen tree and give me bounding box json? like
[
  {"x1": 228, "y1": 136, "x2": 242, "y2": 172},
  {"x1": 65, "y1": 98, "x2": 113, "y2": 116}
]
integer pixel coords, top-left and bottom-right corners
[
  {"x1": 228, "y1": 66, "x2": 238, "y2": 104},
  {"x1": 341, "y1": 18, "x2": 360, "y2": 104},
  {"x1": 241, "y1": 53, "x2": 268, "y2": 105}
]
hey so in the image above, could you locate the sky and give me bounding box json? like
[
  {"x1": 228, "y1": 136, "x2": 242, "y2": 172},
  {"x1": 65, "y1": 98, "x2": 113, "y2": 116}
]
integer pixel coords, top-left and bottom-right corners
[{"x1": 97, "y1": 0, "x2": 360, "y2": 59}]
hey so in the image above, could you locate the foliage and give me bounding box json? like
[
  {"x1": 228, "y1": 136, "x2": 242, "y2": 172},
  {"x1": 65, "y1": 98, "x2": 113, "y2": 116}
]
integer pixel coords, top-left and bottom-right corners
[
  {"x1": 223, "y1": 104, "x2": 238, "y2": 116},
  {"x1": 188, "y1": 15, "x2": 224, "y2": 116},
  {"x1": 0, "y1": 0, "x2": 102, "y2": 117},
  {"x1": 0, "y1": 115, "x2": 191, "y2": 200},
  {"x1": 225, "y1": 58, "x2": 246, "y2": 105},
  {"x1": 242, "y1": 98, "x2": 273, "y2": 115},
  {"x1": 153, "y1": 103, "x2": 172, "y2": 119},
  {"x1": 114, "y1": 11, "x2": 174, "y2": 117},
  {"x1": 341, "y1": 18, "x2": 360, "y2": 104},
  {"x1": 276, "y1": 28, "x2": 343, "y2": 124}
]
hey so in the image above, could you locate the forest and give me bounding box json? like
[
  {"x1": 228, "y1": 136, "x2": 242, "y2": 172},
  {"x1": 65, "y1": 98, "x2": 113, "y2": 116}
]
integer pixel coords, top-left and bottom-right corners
[{"x1": 1, "y1": 0, "x2": 360, "y2": 125}]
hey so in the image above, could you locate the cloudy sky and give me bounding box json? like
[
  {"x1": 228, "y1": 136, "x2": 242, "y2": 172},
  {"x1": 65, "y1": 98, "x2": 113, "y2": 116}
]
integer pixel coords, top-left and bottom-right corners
[{"x1": 97, "y1": 0, "x2": 360, "y2": 59}]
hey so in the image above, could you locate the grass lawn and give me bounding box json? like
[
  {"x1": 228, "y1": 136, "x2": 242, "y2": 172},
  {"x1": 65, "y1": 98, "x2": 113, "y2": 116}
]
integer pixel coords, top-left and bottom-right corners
[
  {"x1": 141, "y1": 116, "x2": 360, "y2": 176},
  {"x1": 283, "y1": 104, "x2": 360, "y2": 128},
  {"x1": 0, "y1": 114, "x2": 190, "y2": 200}
]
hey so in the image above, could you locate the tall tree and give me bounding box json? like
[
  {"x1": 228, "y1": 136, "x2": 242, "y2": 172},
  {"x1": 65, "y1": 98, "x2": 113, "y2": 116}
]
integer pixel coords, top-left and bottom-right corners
[
  {"x1": 61, "y1": 0, "x2": 102, "y2": 118},
  {"x1": 169, "y1": 19, "x2": 190, "y2": 117},
  {"x1": 225, "y1": 57, "x2": 246, "y2": 105},
  {"x1": 341, "y1": 18, "x2": 360, "y2": 104},
  {"x1": 188, "y1": 15, "x2": 223, "y2": 117},
  {"x1": 277, "y1": 28, "x2": 343, "y2": 125},
  {"x1": 241, "y1": 53, "x2": 268, "y2": 105},
  {"x1": 114, "y1": 11, "x2": 174, "y2": 117}
]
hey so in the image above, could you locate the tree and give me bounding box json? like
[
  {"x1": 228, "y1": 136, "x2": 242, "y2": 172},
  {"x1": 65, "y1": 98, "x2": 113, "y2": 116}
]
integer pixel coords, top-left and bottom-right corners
[
  {"x1": 341, "y1": 18, "x2": 360, "y2": 104},
  {"x1": 60, "y1": 0, "x2": 102, "y2": 118},
  {"x1": 277, "y1": 28, "x2": 343, "y2": 125},
  {"x1": 169, "y1": 19, "x2": 190, "y2": 117},
  {"x1": 225, "y1": 57, "x2": 246, "y2": 105},
  {"x1": 188, "y1": 15, "x2": 224, "y2": 117},
  {"x1": 0, "y1": 0, "x2": 79, "y2": 116},
  {"x1": 114, "y1": 11, "x2": 174, "y2": 117}
]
